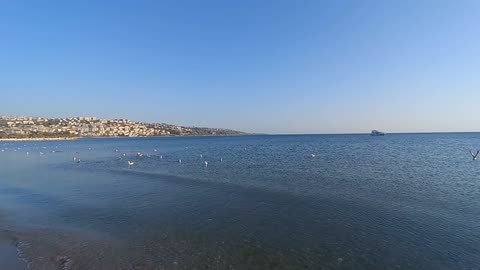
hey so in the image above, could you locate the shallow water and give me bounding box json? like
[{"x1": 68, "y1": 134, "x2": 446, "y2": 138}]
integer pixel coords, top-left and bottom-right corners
[
  {"x1": 0, "y1": 134, "x2": 480, "y2": 269},
  {"x1": 0, "y1": 236, "x2": 26, "y2": 270}
]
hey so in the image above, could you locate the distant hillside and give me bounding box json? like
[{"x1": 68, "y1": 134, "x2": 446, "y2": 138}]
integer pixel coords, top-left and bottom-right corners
[{"x1": 0, "y1": 116, "x2": 245, "y2": 139}]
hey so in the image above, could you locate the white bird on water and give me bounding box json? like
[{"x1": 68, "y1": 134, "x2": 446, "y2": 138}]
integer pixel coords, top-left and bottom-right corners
[
  {"x1": 160, "y1": 155, "x2": 163, "y2": 159},
  {"x1": 200, "y1": 154, "x2": 203, "y2": 158},
  {"x1": 204, "y1": 160, "x2": 209, "y2": 167},
  {"x1": 311, "y1": 154, "x2": 316, "y2": 158},
  {"x1": 178, "y1": 159, "x2": 182, "y2": 164},
  {"x1": 470, "y1": 150, "x2": 479, "y2": 160},
  {"x1": 128, "y1": 160, "x2": 135, "y2": 167},
  {"x1": 220, "y1": 158, "x2": 223, "y2": 162}
]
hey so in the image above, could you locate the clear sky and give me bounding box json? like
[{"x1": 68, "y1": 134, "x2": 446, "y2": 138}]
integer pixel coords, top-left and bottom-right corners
[{"x1": 1, "y1": 0, "x2": 479, "y2": 134}]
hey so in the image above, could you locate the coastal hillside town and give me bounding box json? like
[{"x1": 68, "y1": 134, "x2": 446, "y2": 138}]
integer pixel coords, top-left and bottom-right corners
[{"x1": 0, "y1": 116, "x2": 244, "y2": 139}]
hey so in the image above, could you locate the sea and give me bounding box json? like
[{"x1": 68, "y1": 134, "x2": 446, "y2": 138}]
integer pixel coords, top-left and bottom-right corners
[{"x1": 0, "y1": 134, "x2": 479, "y2": 270}]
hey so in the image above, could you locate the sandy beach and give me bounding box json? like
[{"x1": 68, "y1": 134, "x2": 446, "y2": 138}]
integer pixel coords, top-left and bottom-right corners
[{"x1": 0, "y1": 137, "x2": 78, "y2": 142}]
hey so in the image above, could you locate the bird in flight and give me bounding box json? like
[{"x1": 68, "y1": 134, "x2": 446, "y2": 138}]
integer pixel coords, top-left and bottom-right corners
[{"x1": 470, "y1": 150, "x2": 479, "y2": 160}]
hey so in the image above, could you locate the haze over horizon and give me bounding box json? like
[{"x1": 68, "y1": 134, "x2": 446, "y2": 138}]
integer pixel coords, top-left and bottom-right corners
[{"x1": 1, "y1": 1, "x2": 479, "y2": 134}]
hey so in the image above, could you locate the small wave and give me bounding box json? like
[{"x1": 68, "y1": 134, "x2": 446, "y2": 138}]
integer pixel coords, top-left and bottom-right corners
[{"x1": 56, "y1": 255, "x2": 73, "y2": 270}]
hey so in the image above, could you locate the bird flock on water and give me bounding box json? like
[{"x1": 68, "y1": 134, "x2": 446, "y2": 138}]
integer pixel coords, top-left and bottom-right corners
[
  {"x1": 118, "y1": 149, "x2": 219, "y2": 169},
  {"x1": 2, "y1": 143, "x2": 480, "y2": 171},
  {"x1": 0, "y1": 143, "x2": 221, "y2": 169},
  {"x1": 0, "y1": 142, "x2": 321, "y2": 172}
]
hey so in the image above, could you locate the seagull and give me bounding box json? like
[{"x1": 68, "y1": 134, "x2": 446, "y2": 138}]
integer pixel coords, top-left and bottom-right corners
[
  {"x1": 137, "y1": 152, "x2": 144, "y2": 157},
  {"x1": 160, "y1": 155, "x2": 163, "y2": 159},
  {"x1": 470, "y1": 150, "x2": 479, "y2": 160},
  {"x1": 178, "y1": 159, "x2": 182, "y2": 164},
  {"x1": 311, "y1": 154, "x2": 316, "y2": 158},
  {"x1": 114, "y1": 149, "x2": 119, "y2": 152},
  {"x1": 73, "y1": 156, "x2": 81, "y2": 163},
  {"x1": 128, "y1": 160, "x2": 135, "y2": 167},
  {"x1": 204, "y1": 160, "x2": 209, "y2": 167},
  {"x1": 154, "y1": 149, "x2": 158, "y2": 152},
  {"x1": 200, "y1": 154, "x2": 203, "y2": 158},
  {"x1": 220, "y1": 158, "x2": 223, "y2": 162}
]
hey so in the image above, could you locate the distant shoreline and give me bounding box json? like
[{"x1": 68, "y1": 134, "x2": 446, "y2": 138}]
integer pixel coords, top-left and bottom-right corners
[
  {"x1": 0, "y1": 137, "x2": 79, "y2": 142},
  {"x1": 0, "y1": 134, "x2": 250, "y2": 142}
]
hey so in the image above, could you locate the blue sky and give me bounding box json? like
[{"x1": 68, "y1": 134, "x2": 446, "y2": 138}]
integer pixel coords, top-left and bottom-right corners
[{"x1": 1, "y1": 0, "x2": 479, "y2": 134}]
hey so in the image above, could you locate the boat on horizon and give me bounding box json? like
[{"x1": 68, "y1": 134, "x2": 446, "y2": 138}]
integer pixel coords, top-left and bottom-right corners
[{"x1": 370, "y1": 130, "x2": 385, "y2": 136}]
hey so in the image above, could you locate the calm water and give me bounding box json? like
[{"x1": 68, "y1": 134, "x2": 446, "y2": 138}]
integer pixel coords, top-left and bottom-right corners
[{"x1": 0, "y1": 134, "x2": 480, "y2": 269}]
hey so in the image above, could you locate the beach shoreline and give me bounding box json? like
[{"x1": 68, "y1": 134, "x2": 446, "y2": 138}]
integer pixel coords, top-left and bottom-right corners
[{"x1": 0, "y1": 137, "x2": 79, "y2": 142}]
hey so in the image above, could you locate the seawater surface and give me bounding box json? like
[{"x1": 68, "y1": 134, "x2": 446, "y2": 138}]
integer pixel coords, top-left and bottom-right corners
[{"x1": 0, "y1": 134, "x2": 480, "y2": 269}]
